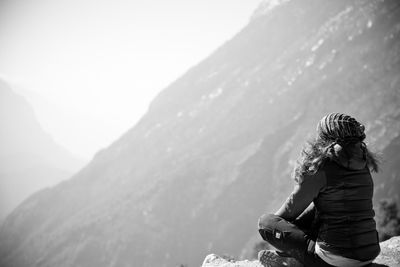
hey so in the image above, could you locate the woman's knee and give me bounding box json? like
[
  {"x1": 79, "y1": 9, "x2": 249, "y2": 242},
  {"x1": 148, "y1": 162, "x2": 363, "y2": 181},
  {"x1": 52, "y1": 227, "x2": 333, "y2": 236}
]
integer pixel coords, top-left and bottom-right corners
[
  {"x1": 258, "y1": 213, "x2": 279, "y2": 230},
  {"x1": 258, "y1": 213, "x2": 279, "y2": 242}
]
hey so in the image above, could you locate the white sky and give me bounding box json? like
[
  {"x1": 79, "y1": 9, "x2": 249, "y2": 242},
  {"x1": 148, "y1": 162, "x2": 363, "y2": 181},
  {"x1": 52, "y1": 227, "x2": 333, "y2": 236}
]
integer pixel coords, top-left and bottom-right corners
[{"x1": 0, "y1": 0, "x2": 261, "y2": 160}]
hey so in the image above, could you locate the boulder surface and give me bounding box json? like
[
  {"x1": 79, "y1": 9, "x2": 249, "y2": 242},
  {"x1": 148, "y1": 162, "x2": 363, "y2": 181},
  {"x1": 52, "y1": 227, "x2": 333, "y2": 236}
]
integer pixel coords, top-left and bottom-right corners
[{"x1": 202, "y1": 236, "x2": 400, "y2": 267}]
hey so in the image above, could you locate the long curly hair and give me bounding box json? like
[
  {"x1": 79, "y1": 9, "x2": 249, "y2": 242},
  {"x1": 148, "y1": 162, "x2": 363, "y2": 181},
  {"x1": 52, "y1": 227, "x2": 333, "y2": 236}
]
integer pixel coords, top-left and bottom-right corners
[{"x1": 293, "y1": 113, "x2": 379, "y2": 183}]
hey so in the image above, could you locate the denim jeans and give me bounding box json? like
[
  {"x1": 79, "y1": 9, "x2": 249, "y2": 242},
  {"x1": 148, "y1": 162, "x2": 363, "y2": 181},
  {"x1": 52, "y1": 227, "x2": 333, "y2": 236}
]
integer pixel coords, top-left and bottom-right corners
[{"x1": 258, "y1": 213, "x2": 334, "y2": 267}]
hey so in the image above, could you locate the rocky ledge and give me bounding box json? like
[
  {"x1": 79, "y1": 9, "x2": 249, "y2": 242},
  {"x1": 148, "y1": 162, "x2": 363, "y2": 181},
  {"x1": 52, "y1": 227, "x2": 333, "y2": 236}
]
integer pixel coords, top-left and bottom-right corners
[{"x1": 202, "y1": 236, "x2": 400, "y2": 267}]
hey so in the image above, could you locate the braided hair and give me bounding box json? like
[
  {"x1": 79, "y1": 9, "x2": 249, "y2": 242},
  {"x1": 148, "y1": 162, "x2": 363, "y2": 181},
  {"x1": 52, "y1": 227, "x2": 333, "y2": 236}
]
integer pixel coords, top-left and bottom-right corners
[{"x1": 317, "y1": 113, "x2": 366, "y2": 146}]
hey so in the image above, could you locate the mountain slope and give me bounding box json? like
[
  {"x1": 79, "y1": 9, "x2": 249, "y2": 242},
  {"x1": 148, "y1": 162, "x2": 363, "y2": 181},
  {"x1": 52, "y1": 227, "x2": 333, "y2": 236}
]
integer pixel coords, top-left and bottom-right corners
[
  {"x1": 0, "y1": 79, "x2": 84, "y2": 221},
  {"x1": 1, "y1": 0, "x2": 399, "y2": 266}
]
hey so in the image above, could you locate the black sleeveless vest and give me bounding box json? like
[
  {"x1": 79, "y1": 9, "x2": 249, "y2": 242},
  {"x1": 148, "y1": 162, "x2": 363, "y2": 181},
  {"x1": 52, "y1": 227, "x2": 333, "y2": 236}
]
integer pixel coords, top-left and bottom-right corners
[{"x1": 314, "y1": 160, "x2": 380, "y2": 261}]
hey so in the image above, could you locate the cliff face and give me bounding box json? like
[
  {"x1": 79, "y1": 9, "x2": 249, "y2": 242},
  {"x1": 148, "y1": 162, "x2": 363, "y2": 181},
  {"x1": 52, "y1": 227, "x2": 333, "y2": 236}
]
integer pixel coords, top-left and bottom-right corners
[
  {"x1": 202, "y1": 236, "x2": 400, "y2": 267},
  {"x1": 1, "y1": 0, "x2": 399, "y2": 267}
]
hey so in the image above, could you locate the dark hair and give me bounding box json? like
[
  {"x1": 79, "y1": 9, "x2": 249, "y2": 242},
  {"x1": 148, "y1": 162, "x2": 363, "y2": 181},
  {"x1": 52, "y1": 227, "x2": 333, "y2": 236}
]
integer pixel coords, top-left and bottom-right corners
[{"x1": 293, "y1": 137, "x2": 379, "y2": 183}]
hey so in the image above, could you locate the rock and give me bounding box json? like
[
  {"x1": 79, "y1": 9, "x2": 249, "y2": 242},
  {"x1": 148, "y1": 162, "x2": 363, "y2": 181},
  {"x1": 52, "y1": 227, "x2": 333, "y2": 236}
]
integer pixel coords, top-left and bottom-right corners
[
  {"x1": 202, "y1": 236, "x2": 400, "y2": 267},
  {"x1": 202, "y1": 254, "x2": 262, "y2": 267},
  {"x1": 373, "y1": 236, "x2": 400, "y2": 266}
]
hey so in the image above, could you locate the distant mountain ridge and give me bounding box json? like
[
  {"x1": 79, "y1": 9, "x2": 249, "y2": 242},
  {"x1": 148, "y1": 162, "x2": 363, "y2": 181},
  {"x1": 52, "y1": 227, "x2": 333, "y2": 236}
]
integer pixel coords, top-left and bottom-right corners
[
  {"x1": 250, "y1": 0, "x2": 291, "y2": 20},
  {"x1": 0, "y1": 0, "x2": 399, "y2": 267},
  {"x1": 0, "y1": 79, "x2": 84, "y2": 221}
]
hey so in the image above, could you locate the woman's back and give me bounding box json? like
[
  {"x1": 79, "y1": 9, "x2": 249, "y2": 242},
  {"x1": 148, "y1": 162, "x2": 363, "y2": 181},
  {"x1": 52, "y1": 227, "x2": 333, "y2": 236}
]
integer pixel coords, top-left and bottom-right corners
[{"x1": 315, "y1": 144, "x2": 380, "y2": 260}]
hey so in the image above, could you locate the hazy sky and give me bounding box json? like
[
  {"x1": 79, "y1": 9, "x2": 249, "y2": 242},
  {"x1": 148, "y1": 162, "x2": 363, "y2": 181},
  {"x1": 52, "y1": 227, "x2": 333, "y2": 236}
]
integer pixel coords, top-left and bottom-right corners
[{"x1": 0, "y1": 0, "x2": 261, "y2": 160}]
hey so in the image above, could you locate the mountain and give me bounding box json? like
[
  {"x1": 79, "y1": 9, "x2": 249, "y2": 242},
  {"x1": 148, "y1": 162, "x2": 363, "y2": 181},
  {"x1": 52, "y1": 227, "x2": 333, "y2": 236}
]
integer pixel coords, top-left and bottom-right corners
[
  {"x1": 1, "y1": 0, "x2": 399, "y2": 266},
  {"x1": 0, "y1": 79, "x2": 84, "y2": 222}
]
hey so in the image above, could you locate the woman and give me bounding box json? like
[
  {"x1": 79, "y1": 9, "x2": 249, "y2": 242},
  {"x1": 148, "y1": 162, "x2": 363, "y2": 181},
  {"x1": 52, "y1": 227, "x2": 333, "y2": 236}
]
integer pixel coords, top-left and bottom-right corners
[{"x1": 257, "y1": 113, "x2": 381, "y2": 267}]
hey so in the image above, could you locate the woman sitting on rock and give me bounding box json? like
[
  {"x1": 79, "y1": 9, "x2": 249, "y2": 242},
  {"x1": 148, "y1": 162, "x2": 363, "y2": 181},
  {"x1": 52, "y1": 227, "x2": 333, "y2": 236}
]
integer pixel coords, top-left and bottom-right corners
[{"x1": 258, "y1": 113, "x2": 381, "y2": 267}]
